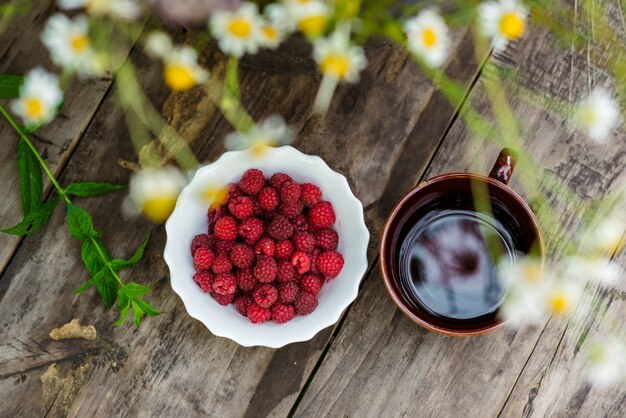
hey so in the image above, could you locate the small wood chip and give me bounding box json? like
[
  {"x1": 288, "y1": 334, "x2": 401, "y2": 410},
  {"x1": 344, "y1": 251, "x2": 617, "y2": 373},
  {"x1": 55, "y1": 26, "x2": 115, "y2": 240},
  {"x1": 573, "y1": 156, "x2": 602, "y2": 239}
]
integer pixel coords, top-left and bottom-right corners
[{"x1": 49, "y1": 319, "x2": 97, "y2": 341}]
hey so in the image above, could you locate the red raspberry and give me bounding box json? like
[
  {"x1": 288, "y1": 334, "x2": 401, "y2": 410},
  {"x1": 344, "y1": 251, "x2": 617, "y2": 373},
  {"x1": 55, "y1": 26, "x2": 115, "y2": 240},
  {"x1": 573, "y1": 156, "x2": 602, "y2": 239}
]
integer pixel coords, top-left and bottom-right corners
[
  {"x1": 212, "y1": 273, "x2": 237, "y2": 295},
  {"x1": 228, "y1": 196, "x2": 255, "y2": 220},
  {"x1": 257, "y1": 186, "x2": 279, "y2": 211},
  {"x1": 239, "y1": 217, "x2": 264, "y2": 244},
  {"x1": 214, "y1": 216, "x2": 238, "y2": 240},
  {"x1": 316, "y1": 251, "x2": 344, "y2": 278},
  {"x1": 254, "y1": 237, "x2": 275, "y2": 257},
  {"x1": 235, "y1": 268, "x2": 257, "y2": 291},
  {"x1": 214, "y1": 239, "x2": 236, "y2": 256},
  {"x1": 193, "y1": 247, "x2": 215, "y2": 272},
  {"x1": 309, "y1": 248, "x2": 322, "y2": 274},
  {"x1": 279, "y1": 200, "x2": 303, "y2": 220},
  {"x1": 293, "y1": 231, "x2": 315, "y2": 252},
  {"x1": 295, "y1": 292, "x2": 318, "y2": 315},
  {"x1": 193, "y1": 272, "x2": 213, "y2": 293},
  {"x1": 300, "y1": 274, "x2": 324, "y2": 297},
  {"x1": 272, "y1": 304, "x2": 295, "y2": 323},
  {"x1": 228, "y1": 183, "x2": 244, "y2": 199},
  {"x1": 191, "y1": 233, "x2": 212, "y2": 256},
  {"x1": 309, "y1": 201, "x2": 336, "y2": 228},
  {"x1": 275, "y1": 240, "x2": 294, "y2": 260},
  {"x1": 277, "y1": 260, "x2": 296, "y2": 282},
  {"x1": 213, "y1": 292, "x2": 235, "y2": 306},
  {"x1": 235, "y1": 295, "x2": 253, "y2": 316},
  {"x1": 291, "y1": 251, "x2": 311, "y2": 274},
  {"x1": 300, "y1": 183, "x2": 322, "y2": 206},
  {"x1": 269, "y1": 172, "x2": 292, "y2": 189},
  {"x1": 230, "y1": 243, "x2": 254, "y2": 269},
  {"x1": 314, "y1": 228, "x2": 339, "y2": 251},
  {"x1": 251, "y1": 198, "x2": 263, "y2": 217},
  {"x1": 208, "y1": 206, "x2": 228, "y2": 234},
  {"x1": 293, "y1": 215, "x2": 310, "y2": 232},
  {"x1": 267, "y1": 214, "x2": 294, "y2": 240},
  {"x1": 280, "y1": 181, "x2": 301, "y2": 204},
  {"x1": 253, "y1": 284, "x2": 278, "y2": 308},
  {"x1": 240, "y1": 168, "x2": 265, "y2": 195},
  {"x1": 247, "y1": 303, "x2": 271, "y2": 323},
  {"x1": 254, "y1": 255, "x2": 278, "y2": 283},
  {"x1": 211, "y1": 254, "x2": 232, "y2": 274},
  {"x1": 278, "y1": 281, "x2": 299, "y2": 303}
]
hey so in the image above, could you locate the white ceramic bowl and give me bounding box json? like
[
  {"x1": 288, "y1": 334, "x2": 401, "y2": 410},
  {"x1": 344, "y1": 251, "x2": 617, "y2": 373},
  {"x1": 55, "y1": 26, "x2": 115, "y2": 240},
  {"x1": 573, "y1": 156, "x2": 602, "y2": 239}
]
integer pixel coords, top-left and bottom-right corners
[{"x1": 164, "y1": 146, "x2": 369, "y2": 348}]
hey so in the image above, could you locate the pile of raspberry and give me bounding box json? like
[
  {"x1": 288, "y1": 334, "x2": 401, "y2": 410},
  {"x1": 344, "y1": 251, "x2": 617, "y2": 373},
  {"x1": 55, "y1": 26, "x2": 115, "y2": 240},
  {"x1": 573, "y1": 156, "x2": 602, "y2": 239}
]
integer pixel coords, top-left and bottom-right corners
[{"x1": 190, "y1": 169, "x2": 344, "y2": 324}]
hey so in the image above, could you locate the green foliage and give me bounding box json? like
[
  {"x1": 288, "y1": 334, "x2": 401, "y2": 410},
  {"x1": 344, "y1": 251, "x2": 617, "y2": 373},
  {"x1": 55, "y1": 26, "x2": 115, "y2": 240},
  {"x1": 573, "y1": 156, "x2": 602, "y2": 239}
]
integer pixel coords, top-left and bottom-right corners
[
  {"x1": 1, "y1": 195, "x2": 60, "y2": 235},
  {"x1": 66, "y1": 203, "x2": 99, "y2": 240},
  {"x1": 110, "y1": 232, "x2": 151, "y2": 269},
  {"x1": 66, "y1": 181, "x2": 126, "y2": 197},
  {"x1": 0, "y1": 74, "x2": 23, "y2": 99},
  {"x1": 17, "y1": 139, "x2": 43, "y2": 216},
  {"x1": 115, "y1": 282, "x2": 160, "y2": 327}
]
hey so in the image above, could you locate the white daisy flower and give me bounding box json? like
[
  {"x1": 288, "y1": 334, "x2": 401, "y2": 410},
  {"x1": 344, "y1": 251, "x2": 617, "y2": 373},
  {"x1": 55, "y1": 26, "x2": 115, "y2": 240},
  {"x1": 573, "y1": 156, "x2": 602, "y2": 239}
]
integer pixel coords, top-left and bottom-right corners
[
  {"x1": 265, "y1": 3, "x2": 294, "y2": 33},
  {"x1": 41, "y1": 14, "x2": 101, "y2": 75},
  {"x1": 58, "y1": 0, "x2": 141, "y2": 20},
  {"x1": 404, "y1": 9, "x2": 451, "y2": 68},
  {"x1": 313, "y1": 32, "x2": 367, "y2": 82},
  {"x1": 498, "y1": 256, "x2": 547, "y2": 326},
  {"x1": 225, "y1": 115, "x2": 294, "y2": 156},
  {"x1": 126, "y1": 167, "x2": 187, "y2": 223},
  {"x1": 588, "y1": 215, "x2": 625, "y2": 253},
  {"x1": 544, "y1": 279, "x2": 584, "y2": 316},
  {"x1": 478, "y1": 0, "x2": 528, "y2": 52},
  {"x1": 562, "y1": 256, "x2": 622, "y2": 286},
  {"x1": 288, "y1": 0, "x2": 330, "y2": 37},
  {"x1": 587, "y1": 339, "x2": 626, "y2": 387},
  {"x1": 145, "y1": 31, "x2": 174, "y2": 59},
  {"x1": 210, "y1": 3, "x2": 263, "y2": 58},
  {"x1": 259, "y1": 21, "x2": 284, "y2": 49},
  {"x1": 162, "y1": 46, "x2": 209, "y2": 91},
  {"x1": 11, "y1": 67, "x2": 63, "y2": 126},
  {"x1": 574, "y1": 88, "x2": 620, "y2": 143}
]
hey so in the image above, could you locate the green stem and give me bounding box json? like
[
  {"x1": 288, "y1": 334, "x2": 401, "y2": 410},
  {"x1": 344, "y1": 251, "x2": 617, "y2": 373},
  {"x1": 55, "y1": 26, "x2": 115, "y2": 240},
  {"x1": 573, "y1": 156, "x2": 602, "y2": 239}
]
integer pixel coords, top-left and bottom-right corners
[{"x1": 90, "y1": 235, "x2": 125, "y2": 286}]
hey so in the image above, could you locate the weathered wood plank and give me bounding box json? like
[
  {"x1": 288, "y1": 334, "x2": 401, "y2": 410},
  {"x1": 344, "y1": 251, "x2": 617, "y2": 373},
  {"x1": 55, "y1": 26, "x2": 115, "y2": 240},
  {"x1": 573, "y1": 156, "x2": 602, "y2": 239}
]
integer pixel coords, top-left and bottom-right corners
[{"x1": 293, "y1": 15, "x2": 626, "y2": 418}]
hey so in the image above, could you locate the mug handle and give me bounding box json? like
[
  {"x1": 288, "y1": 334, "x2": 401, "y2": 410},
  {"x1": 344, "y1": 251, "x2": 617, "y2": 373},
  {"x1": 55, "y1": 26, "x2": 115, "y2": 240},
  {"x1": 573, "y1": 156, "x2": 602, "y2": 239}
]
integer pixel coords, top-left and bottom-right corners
[{"x1": 489, "y1": 148, "x2": 517, "y2": 185}]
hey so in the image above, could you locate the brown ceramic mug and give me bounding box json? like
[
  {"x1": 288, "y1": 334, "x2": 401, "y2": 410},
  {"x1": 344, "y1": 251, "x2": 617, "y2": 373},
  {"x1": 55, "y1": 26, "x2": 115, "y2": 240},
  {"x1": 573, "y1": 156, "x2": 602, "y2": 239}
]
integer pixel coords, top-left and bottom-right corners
[{"x1": 380, "y1": 149, "x2": 544, "y2": 336}]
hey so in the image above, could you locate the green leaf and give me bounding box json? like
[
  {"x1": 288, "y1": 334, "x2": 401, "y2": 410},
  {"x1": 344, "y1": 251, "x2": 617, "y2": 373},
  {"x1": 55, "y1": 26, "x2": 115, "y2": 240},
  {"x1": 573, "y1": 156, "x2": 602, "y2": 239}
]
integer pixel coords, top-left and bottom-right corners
[
  {"x1": 131, "y1": 300, "x2": 145, "y2": 326},
  {"x1": 120, "y1": 282, "x2": 150, "y2": 298},
  {"x1": 17, "y1": 139, "x2": 43, "y2": 216},
  {"x1": 66, "y1": 182, "x2": 126, "y2": 197},
  {"x1": 93, "y1": 267, "x2": 119, "y2": 308},
  {"x1": 0, "y1": 74, "x2": 24, "y2": 99},
  {"x1": 133, "y1": 298, "x2": 161, "y2": 317},
  {"x1": 110, "y1": 232, "x2": 151, "y2": 269},
  {"x1": 73, "y1": 278, "x2": 95, "y2": 294},
  {"x1": 114, "y1": 303, "x2": 131, "y2": 327},
  {"x1": 66, "y1": 203, "x2": 99, "y2": 240},
  {"x1": 81, "y1": 240, "x2": 104, "y2": 276},
  {"x1": 1, "y1": 195, "x2": 60, "y2": 235}
]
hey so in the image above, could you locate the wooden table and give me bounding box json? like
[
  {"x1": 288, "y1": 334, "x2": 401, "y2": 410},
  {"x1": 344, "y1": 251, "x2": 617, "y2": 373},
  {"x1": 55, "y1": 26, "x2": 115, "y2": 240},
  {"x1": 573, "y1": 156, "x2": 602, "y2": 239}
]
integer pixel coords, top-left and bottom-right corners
[{"x1": 1, "y1": 2, "x2": 625, "y2": 417}]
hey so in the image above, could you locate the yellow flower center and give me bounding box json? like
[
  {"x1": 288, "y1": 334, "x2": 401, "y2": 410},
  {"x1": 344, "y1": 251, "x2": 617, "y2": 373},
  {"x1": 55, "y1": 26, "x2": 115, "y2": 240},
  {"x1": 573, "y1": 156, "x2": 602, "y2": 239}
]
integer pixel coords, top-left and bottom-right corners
[
  {"x1": 202, "y1": 185, "x2": 228, "y2": 208},
  {"x1": 579, "y1": 107, "x2": 597, "y2": 126},
  {"x1": 499, "y1": 12, "x2": 525, "y2": 40},
  {"x1": 250, "y1": 140, "x2": 272, "y2": 157},
  {"x1": 522, "y1": 262, "x2": 542, "y2": 283},
  {"x1": 142, "y1": 196, "x2": 177, "y2": 223},
  {"x1": 297, "y1": 0, "x2": 311, "y2": 4},
  {"x1": 548, "y1": 293, "x2": 570, "y2": 315},
  {"x1": 70, "y1": 34, "x2": 90, "y2": 52},
  {"x1": 228, "y1": 18, "x2": 252, "y2": 38},
  {"x1": 422, "y1": 28, "x2": 437, "y2": 47},
  {"x1": 164, "y1": 64, "x2": 196, "y2": 91},
  {"x1": 262, "y1": 25, "x2": 278, "y2": 41},
  {"x1": 320, "y1": 54, "x2": 351, "y2": 80},
  {"x1": 298, "y1": 15, "x2": 327, "y2": 37},
  {"x1": 24, "y1": 97, "x2": 44, "y2": 118}
]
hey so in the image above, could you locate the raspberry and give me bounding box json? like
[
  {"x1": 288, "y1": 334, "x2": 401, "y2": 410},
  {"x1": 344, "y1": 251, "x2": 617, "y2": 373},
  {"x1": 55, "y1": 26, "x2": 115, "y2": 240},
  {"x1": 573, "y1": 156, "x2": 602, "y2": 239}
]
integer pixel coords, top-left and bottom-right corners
[
  {"x1": 300, "y1": 183, "x2": 322, "y2": 206},
  {"x1": 253, "y1": 284, "x2": 278, "y2": 308},
  {"x1": 293, "y1": 215, "x2": 310, "y2": 232},
  {"x1": 213, "y1": 292, "x2": 235, "y2": 306},
  {"x1": 257, "y1": 186, "x2": 279, "y2": 211},
  {"x1": 309, "y1": 201, "x2": 336, "y2": 228},
  {"x1": 267, "y1": 214, "x2": 294, "y2": 240},
  {"x1": 277, "y1": 260, "x2": 296, "y2": 282},
  {"x1": 214, "y1": 216, "x2": 238, "y2": 240},
  {"x1": 300, "y1": 274, "x2": 324, "y2": 297},
  {"x1": 275, "y1": 240, "x2": 294, "y2": 260},
  {"x1": 208, "y1": 206, "x2": 228, "y2": 234},
  {"x1": 230, "y1": 243, "x2": 254, "y2": 268},
  {"x1": 309, "y1": 248, "x2": 322, "y2": 274},
  {"x1": 211, "y1": 254, "x2": 232, "y2": 274},
  {"x1": 193, "y1": 247, "x2": 215, "y2": 272},
  {"x1": 228, "y1": 196, "x2": 255, "y2": 220},
  {"x1": 235, "y1": 268, "x2": 257, "y2": 291},
  {"x1": 316, "y1": 251, "x2": 344, "y2": 278},
  {"x1": 240, "y1": 168, "x2": 265, "y2": 195},
  {"x1": 235, "y1": 295, "x2": 253, "y2": 316},
  {"x1": 269, "y1": 172, "x2": 292, "y2": 189},
  {"x1": 291, "y1": 251, "x2": 311, "y2": 274},
  {"x1": 279, "y1": 200, "x2": 303, "y2": 220},
  {"x1": 272, "y1": 304, "x2": 295, "y2": 323},
  {"x1": 293, "y1": 231, "x2": 315, "y2": 252},
  {"x1": 278, "y1": 281, "x2": 299, "y2": 303},
  {"x1": 191, "y1": 233, "x2": 212, "y2": 256},
  {"x1": 193, "y1": 272, "x2": 213, "y2": 293},
  {"x1": 295, "y1": 292, "x2": 318, "y2": 315},
  {"x1": 212, "y1": 273, "x2": 237, "y2": 295},
  {"x1": 247, "y1": 303, "x2": 271, "y2": 323},
  {"x1": 239, "y1": 217, "x2": 264, "y2": 243},
  {"x1": 227, "y1": 183, "x2": 244, "y2": 200},
  {"x1": 314, "y1": 228, "x2": 339, "y2": 251},
  {"x1": 214, "y1": 239, "x2": 236, "y2": 256},
  {"x1": 280, "y1": 181, "x2": 301, "y2": 204},
  {"x1": 254, "y1": 255, "x2": 278, "y2": 283},
  {"x1": 254, "y1": 237, "x2": 275, "y2": 257}
]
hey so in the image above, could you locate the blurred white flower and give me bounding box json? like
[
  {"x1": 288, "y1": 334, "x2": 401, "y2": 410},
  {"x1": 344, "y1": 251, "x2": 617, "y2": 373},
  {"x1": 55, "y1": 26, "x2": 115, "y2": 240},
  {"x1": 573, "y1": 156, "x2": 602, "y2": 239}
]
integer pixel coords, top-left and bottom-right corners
[
  {"x1": 163, "y1": 47, "x2": 209, "y2": 91},
  {"x1": 587, "y1": 339, "x2": 626, "y2": 387},
  {"x1": 210, "y1": 2, "x2": 263, "y2": 57},
  {"x1": 544, "y1": 279, "x2": 584, "y2": 317},
  {"x1": 225, "y1": 115, "x2": 294, "y2": 156},
  {"x1": 11, "y1": 67, "x2": 63, "y2": 126},
  {"x1": 126, "y1": 167, "x2": 187, "y2": 223},
  {"x1": 288, "y1": 0, "x2": 329, "y2": 37},
  {"x1": 562, "y1": 256, "x2": 622, "y2": 286},
  {"x1": 478, "y1": 0, "x2": 528, "y2": 52},
  {"x1": 404, "y1": 9, "x2": 450, "y2": 68},
  {"x1": 259, "y1": 22, "x2": 284, "y2": 49},
  {"x1": 498, "y1": 256, "x2": 546, "y2": 326},
  {"x1": 145, "y1": 31, "x2": 174, "y2": 58},
  {"x1": 58, "y1": 0, "x2": 142, "y2": 20},
  {"x1": 588, "y1": 215, "x2": 625, "y2": 253},
  {"x1": 574, "y1": 88, "x2": 620, "y2": 143},
  {"x1": 313, "y1": 31, "x2": 367, "y2": 82}
]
